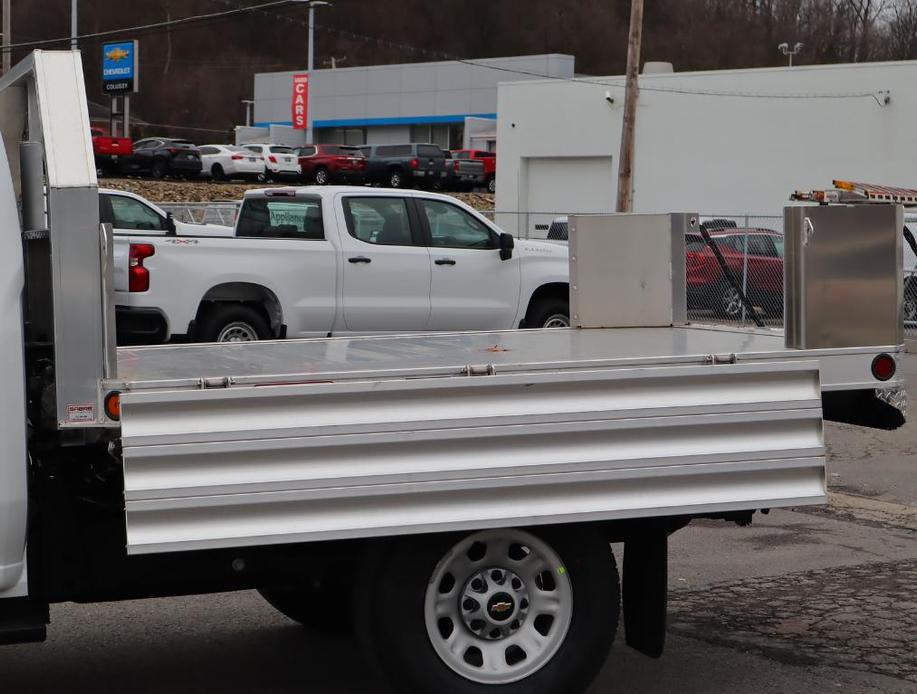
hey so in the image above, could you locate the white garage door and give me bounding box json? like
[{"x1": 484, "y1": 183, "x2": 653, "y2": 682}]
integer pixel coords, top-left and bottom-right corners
[{"x1": 522, "y1": 156, "x2": 615, "y2": 239}]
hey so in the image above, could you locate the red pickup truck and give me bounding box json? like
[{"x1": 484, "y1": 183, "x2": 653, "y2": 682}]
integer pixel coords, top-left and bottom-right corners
[
  {"x1": 452, "y1": 149, "x2": 497, "y2": 193},
  {"x1": 91, "y1": 127, "x2": 133, "y2": 176}
]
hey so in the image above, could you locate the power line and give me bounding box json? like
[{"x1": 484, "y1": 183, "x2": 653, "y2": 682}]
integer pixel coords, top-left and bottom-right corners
[{"x1": 0, "y1": 0, "x2": 299, "y2": 53}]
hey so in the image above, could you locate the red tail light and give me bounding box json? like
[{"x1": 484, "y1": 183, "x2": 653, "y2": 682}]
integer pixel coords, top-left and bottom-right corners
[
  {"x1": 268, "y1": 155, "x2": 278, "y2": 164},
  {"x1": 167, "y1": 147, "x2": 182, "y2": 154},
  {"x1": 231, "y1": 154, "x2": 244, "y2": 160},
  {"x1": 410, "y1": 158, "x2": 419, "y2": 169},
  {"x1": 453, "y1": 161, "x2": 460, "y2": 172},
  {"x1": 129, "y1": 243, "x2": 155, "y2": 292},
  {"x1": 871, "y1": 353, "x2": 896, "y2": 381}
]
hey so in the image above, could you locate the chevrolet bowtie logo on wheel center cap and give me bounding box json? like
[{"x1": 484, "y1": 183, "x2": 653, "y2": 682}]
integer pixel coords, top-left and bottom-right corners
[{"x1": 487, "y1": 594, "x2": 515, "y2": 621}]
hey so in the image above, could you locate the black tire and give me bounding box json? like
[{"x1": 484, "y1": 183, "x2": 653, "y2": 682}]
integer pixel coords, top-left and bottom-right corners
[
  {"x1": 314, "y1": 166, "x2": 330, "y2": 185},
  {"x1": 355, "y1": 526, "x2": 619, "y2": 694},
  {"x1": 487, "y1": 176, "x2": 496, "y2": 194},
  {"x1": 905, "y1": 282, "x2": 917, "y2": 323},
  {"x1": 211, "y1": 163, "x2": 226, "y2": 181},
  {"x1": 388, "y1": 169, "x2": 404, "y2": 188},
  {"x1": 259, "y1": 568, "x2": 355, "y2": 634},
  {"x1": 526, "y1": 298, "x2": 570, "y2": 329},
  {"x1": 713, "y1": 282, "x2": 743, "y2": 320},
  {"x1": 196, "y1": 304, "x2": 270, "y2": 343},
  {"x1": 257, "y1": 168, "x2": 270, "y2": 183},
  {"x1": 150, "y1": 159, "x2": 168, "y2": 179}
]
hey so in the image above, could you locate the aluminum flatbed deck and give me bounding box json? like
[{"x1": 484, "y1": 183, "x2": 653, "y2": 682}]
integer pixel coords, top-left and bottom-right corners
[{"x1": 112, "y1": 324, "x2": 902, "y2": 393}]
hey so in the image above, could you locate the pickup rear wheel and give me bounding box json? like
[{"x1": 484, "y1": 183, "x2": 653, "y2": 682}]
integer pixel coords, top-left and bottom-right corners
[
  {"x1": 314, "y1": 167, "x2": 330, "y2": 185},
  {"x1": 388, "y1": 169, "x2": 404, "y2": 188},
  {"x1": 355, "y1": 527, "x2": 619, "y2": 694},
  {"x1": 198, "y1": 304, "x2": 270, "y2": 343},
  {"x1": 487, "y1": 176, "x2": 496, "y2": 194},
  {"x1": 527, "y1": 298, "x2": 570, "y2": 329}
]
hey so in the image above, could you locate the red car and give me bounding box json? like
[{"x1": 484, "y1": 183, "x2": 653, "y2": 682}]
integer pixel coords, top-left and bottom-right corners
[
  {"x1": 91, "y1": 127, "x2": 132, "y2": 176},
  {"x1": 295, "y1": 144, "x2": 368, "y2": 185},
  {"x1": 686, "y1": 228, "x2": 784, "y2": 319},
  {"x1": 452, "y1": 149, "x2": 496, "y2": 193}
]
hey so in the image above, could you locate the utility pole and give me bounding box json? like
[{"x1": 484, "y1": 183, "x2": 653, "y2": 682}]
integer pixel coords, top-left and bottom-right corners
[
  {"x1": 2, "y1": 0, "x2": 11, "y2": 74},
  {"x1": 71, "y1": 0, "x2": 78, "y2": 49},
  {"x1": 616, "y1": 0, "x2": 644, "y2": 213}
]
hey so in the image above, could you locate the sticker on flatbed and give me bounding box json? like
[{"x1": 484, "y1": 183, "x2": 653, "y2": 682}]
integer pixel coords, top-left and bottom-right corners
[{"x1": 67, "y1": 403, "x2": 96, "y2": 423}]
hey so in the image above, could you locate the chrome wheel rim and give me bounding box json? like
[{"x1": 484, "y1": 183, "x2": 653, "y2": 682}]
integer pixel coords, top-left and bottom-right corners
[
  {"x1": 905, "y1": 294, "x2": 917, "y2": 322},
  {"x1": 216, "y1": 321, "x2": 259, "y2": 342},
  {"x1": 424, "y1": 529, "x2": 573, "y2": 685},
  {"x1": 390, "y1": 173, "x2": 402, "y2": 187},
  {"x1": 721, "y1": 287, "x2": 742, "y2": 317},
  {"x1": 542, "y1": 314, "x2": 569, "y2": 328},
  {"x1": 315, "y1": 169, "x2": 328, "y2": 184}
]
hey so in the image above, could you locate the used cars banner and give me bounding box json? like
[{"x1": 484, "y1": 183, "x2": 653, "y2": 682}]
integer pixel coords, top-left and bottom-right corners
[{"x1": 292, "y1": 74, "x2": 309, "y2": 129}]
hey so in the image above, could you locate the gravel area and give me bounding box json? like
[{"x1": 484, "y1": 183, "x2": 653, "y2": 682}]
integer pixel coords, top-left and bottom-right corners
[{"x1": 99, "y1": 177, "x2": 496, "y2": 212}]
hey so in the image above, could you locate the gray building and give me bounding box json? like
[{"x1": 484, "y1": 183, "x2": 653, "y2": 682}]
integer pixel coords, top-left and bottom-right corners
[{"x1": 243, "y1": 54, "x2": 574, "y2": 149}]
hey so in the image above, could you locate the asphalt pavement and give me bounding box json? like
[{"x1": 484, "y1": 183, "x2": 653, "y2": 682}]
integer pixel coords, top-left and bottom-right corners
[{"x1": 2, "y1": 355, "x2": 916, "y2": 694}]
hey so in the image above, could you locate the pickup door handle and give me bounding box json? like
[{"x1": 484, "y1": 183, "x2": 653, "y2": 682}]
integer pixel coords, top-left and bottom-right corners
[
  {"x1": 348, "y1": 256, "x2": 372, "y2": 264},
  {"x1": 435, "y1": 258, "x2": 456, "y2": 266}
]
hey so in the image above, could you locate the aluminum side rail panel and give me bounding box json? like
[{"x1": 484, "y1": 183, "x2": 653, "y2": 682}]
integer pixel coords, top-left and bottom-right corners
[{"x1": 120, "y1": 361, "x2": 825, "y2": 555}]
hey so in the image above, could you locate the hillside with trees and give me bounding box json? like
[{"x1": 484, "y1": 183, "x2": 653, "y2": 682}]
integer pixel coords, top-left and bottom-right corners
[{"x1": 10, "y1": 0, "x2": 917, "y2": 139}]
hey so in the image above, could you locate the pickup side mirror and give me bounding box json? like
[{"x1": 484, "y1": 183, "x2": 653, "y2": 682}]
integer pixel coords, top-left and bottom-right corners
[
  {"x1": 165, "y1": 211, "x2": 177, "y2": 236},
  {"x1": 499, "y1": 232, "x2": 515, "y2": 261}
]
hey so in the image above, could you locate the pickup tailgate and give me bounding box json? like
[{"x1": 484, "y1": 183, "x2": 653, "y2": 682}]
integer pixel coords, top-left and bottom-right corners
[{"x1": 118, "y1": 359, "x2": 824, "y2": 555}]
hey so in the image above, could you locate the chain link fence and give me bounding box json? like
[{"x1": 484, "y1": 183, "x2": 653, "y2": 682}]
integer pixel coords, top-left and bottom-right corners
[
  {"x1": 158, "y1": 201, "x2": 240, "y2": 226},
  {"x1": 156, "y1": 200, "x2": 915, "y2": 339}
]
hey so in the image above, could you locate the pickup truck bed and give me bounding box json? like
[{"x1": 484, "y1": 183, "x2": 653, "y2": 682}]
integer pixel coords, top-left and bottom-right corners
[{"x1": 109, "y1": 325, "x2": 901, "y2": 556}]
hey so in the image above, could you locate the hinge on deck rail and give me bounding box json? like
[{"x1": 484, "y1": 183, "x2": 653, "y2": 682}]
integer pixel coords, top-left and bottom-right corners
[
  {"x1": 462, "y1": 364, "x2": 496, "y2": 376},
  {"x1": 198, "y1": 376, "x2": 231, "y2": 389},
  {"x1": 704, "y1": 353, "x2": 738, "y2": 365}
]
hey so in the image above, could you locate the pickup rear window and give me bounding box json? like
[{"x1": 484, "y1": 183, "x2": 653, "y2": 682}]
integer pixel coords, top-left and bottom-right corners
[
  {"x1": 376, "y1": 145, "x2": 412, "y2": 157},
  {"x1": 236, "y1": 197, "x2": 325, "y2": 240},
  {"x1": 417, "y1": 145, "x2": 442, "y2": 158}
]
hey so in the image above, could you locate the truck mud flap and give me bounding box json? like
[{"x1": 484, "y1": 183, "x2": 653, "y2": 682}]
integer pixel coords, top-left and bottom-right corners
[{"x1": 119, "y1": 361, "x2": 825, "y2": 554}]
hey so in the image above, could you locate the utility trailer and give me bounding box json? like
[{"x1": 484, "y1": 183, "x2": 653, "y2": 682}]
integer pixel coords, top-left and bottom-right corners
[{"x1": 0, "y1": 52, "x2": 907, "y2": 694}]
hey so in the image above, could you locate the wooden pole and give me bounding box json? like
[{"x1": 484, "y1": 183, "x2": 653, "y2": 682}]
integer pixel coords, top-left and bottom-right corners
[{"x1": 616, "y1": 0, "x2": 644, "y2": 213}]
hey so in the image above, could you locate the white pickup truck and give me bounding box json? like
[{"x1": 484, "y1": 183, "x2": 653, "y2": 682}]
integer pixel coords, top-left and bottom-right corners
[{"x1": 112, "y1": 187, "x2": 570, "y2": 344}]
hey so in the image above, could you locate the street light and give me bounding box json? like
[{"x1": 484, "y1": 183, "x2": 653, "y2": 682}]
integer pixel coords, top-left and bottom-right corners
[
  {"x1": 292, "y1": 0, "x2": 332, "y2": 143},
  {"x1": 778, "y1": 42, "x2": 804, "y2": 67}
]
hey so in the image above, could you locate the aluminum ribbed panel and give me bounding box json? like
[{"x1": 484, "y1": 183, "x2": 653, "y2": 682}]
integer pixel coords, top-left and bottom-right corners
[{"x1": 120, "y1": 361, "x2": 825, "y2": 554}]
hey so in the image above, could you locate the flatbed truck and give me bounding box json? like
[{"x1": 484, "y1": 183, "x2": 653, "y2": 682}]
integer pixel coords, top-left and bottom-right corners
[{"x1": 0, "y1": 52, "x2": 907, "y2": 694}]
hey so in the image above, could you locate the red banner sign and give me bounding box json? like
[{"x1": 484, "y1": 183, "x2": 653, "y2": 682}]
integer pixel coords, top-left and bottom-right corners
[{"x1": 292, "y1": 73, "x2": 309, "y2": 129}]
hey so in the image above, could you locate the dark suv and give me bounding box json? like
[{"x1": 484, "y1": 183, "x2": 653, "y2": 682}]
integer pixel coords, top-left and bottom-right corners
[
  {"x1": 360, "y1": 143, "x2": 446, "y2": 189},
  {"x1": 125, "y1": 138, "x2": 202, "y2": 179}
]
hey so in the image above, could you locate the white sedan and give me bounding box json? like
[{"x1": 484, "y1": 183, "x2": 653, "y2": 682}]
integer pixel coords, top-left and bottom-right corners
[
  {"x1": 198, "y1": 145, "x2": 264, "y2": 181},
  {"x1": 243, "y1": 143, "x2": 302, "y2": 181}
]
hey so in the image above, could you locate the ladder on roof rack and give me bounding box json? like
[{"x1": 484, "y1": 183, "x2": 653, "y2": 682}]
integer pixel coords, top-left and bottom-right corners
[
  {"x1": 790, "y1": 180, "x2": 917, "y2": 259},
  {"x1": 791, "y1": 180, "x2": 917, "y2": 206}
]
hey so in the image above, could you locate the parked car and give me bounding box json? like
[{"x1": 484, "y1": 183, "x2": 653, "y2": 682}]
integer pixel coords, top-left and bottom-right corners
[
  {"x1": 442, "y1": 150, "x2": 485, "y2": 191},
  {"x1": 686, "y1": 228, "x2": 784, "y2": 319},
  {"x1": 198, "y1": 144, "x2": 264, "y2": 181},
  {"x1": 452, "y1": 149, "x2": 497, "y2": 193},
  {"x1": 360, "y1": 143, "x2": 446, "y2": 189},
  {"x1": 295, "y1": 144, "x2": 368, "y2": 185},
  {"x1": 90, "y1": 127, "x2": 132, "y2": 176},
  {"x1": 243, "y1": 143, "x2": 301, "y2": 181},
  {"x1": 123, "y1": 137, "x2": 202, "y2": 179},
  {"x1": 112, "y1": 187, "x2": 570, "y2": 344}
]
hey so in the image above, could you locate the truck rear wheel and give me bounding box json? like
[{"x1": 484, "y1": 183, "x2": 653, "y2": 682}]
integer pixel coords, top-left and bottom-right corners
[
  {"x1": 355, "y1": 527, "x2": 619, "y2": 694},
  {"x1": 197, "y1": 304, "x2": 270, "y2": 343}
]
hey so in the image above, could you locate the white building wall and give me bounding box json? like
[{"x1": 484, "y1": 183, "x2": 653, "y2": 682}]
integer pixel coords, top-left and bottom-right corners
[{"x1": 497, "y1": 61, "x2": 917, "y2": 237}]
